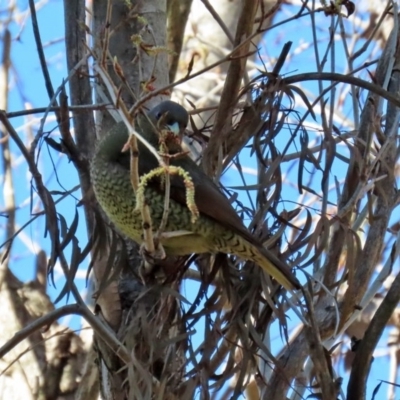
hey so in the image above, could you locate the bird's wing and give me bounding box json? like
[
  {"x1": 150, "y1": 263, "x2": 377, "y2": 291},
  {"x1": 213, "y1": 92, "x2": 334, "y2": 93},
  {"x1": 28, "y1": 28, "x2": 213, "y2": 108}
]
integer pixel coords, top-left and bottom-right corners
[
  {"x1": 167, "y1": 164, "x2": 300, "y2": 288},
  {"x1": 168, "y1": 156, "x2": 259, "y2": 245}
]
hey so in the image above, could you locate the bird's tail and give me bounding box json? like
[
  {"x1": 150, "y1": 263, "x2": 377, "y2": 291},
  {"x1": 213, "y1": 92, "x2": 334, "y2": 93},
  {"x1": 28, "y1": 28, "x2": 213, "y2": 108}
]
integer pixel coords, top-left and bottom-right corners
[{"x1": 226, "y1": 237, "x2": 300, "y2": 291}]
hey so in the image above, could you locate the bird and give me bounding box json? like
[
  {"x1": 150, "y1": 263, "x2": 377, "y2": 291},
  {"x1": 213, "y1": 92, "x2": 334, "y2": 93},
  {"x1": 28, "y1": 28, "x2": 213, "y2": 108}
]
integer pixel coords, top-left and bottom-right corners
[{"x1": 90, "y1": 100, "x2": 300, "y2": 291}]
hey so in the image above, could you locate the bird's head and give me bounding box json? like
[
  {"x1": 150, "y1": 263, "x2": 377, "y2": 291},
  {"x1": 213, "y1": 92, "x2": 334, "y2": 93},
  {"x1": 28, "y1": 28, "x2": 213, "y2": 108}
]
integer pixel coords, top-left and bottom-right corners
[{"x1": 148, "y1": 101, "x2": 189, "y2": 151}]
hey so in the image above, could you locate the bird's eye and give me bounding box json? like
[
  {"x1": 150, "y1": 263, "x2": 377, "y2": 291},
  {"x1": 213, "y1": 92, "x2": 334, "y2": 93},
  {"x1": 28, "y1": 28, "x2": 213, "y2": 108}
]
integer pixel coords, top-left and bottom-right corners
[{"x1": 156, "y1": 112, "x2": 162, "y2": 120}]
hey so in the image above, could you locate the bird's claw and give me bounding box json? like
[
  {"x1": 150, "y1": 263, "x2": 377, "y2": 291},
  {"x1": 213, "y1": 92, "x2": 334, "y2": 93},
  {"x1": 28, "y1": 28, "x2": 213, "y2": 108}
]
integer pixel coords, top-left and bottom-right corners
[{"x1": 139, "y1": 241, "x2": 166, "y2": 276}]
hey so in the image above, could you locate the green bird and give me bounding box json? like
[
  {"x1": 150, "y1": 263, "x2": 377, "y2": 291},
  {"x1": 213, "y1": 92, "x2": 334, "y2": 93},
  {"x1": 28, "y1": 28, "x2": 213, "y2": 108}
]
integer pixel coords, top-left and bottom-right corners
[{"x1": 90, "y1": 101, "x2": 300, "y2": 291}]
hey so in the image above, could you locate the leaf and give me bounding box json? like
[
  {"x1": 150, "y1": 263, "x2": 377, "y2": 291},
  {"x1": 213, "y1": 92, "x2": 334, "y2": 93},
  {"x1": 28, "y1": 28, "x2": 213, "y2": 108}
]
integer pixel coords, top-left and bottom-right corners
[
  {"x1": 54, "y1": 237, "x2": 81, "y2": 304},
  {"x1": 60, "y1": 208, "x2": 79, "y2": 251},
  {"x1": 287, "y1": 84, "x2": 316, "y2": 120}
]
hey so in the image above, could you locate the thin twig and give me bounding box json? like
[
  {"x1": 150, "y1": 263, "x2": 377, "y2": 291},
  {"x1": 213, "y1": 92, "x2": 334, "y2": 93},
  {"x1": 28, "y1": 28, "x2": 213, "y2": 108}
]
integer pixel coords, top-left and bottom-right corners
[
  {"x1": 5, "y1": 104, "x2": 112, "y2": 118},
  {"x1": 28, "y1": 0, "x2": 59, "y2": 121},
  {"x1": 0, "y1": 303, "x2": 131, "y2": 364}
]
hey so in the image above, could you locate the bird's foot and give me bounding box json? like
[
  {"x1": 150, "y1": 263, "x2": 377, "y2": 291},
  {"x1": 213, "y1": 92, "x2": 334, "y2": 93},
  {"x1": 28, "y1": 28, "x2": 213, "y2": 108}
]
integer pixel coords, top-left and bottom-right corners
[{"x1": 139, "y1": 241, "x2": 166, "y2": 277}]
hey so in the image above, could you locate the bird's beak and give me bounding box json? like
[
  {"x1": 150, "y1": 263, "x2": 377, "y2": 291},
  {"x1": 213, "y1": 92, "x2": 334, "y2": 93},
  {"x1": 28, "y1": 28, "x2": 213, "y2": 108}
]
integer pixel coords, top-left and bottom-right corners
[
  {"x1": 167, "y1": 121, "x2": 180, "y2": 136},
  {"x1": 163, "y1": 121, "x2": 182, "y2": 146}
]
